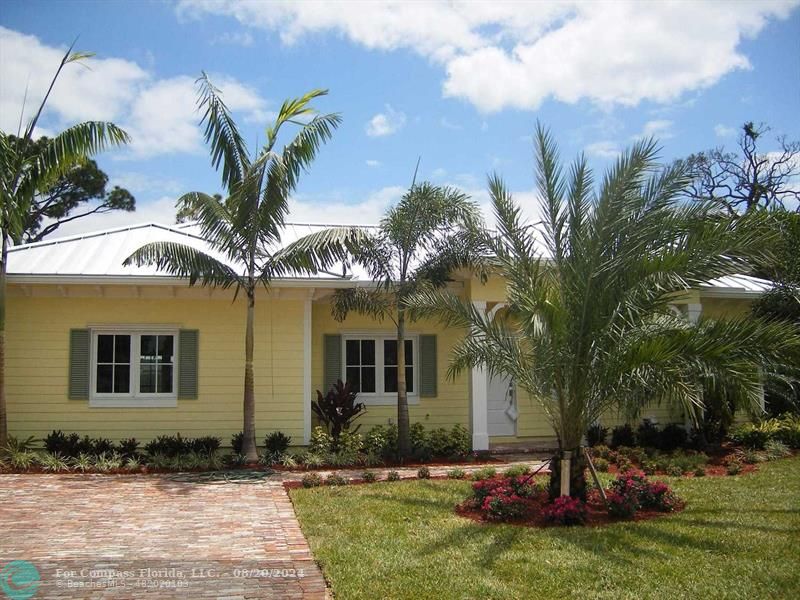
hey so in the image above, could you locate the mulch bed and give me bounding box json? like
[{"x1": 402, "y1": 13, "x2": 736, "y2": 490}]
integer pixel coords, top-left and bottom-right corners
[{"x1": 455, "y1": 489, "x2": 685, "y2": 528}]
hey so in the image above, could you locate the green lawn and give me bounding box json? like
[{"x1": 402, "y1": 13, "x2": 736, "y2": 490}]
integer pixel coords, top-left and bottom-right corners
[{"x1": 290, "y1": 457, "x2": 800, "y2": 599}]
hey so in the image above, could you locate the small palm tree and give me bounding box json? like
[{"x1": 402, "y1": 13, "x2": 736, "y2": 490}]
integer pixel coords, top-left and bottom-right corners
[
  {"x1": 125, "y1": 74, "x2": 340, "y2": 462},
  {"x1": 278, "y1": 182, "x2": 483, "y2": 457},
  {"x1": 0, "y1": 46, "x2": 129, "y2": 449},
  {"x1": 406, "y1": 125, "x2": 800, "y2": 497}
]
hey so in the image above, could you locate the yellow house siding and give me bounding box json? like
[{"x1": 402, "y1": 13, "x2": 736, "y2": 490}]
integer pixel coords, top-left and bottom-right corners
[
  {"x1": 311, "y1": 303, "x2": 470, "y2": 432},
  {"x1": 6, "y1": 287, "x2": 306, "y2": 444}
]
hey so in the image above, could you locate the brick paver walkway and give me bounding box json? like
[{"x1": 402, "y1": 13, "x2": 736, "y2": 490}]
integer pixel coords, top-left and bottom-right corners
[
  {"x1": 0, "y1": 458, "x2": 546, "y2": 599},
  {"x1": 0, "y1": 474, "x2": 328, "y2": 599}
]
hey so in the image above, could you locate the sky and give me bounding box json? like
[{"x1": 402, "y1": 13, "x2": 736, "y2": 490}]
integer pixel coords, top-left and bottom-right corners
[{"x1": 1, "y1": 0, "x2": 799, "y2": 238}]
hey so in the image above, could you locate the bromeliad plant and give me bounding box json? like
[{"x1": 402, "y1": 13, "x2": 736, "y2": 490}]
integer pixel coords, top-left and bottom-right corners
[
  {"x1": 312, "y1": 379, "x2": 366, "y2": 440},
  {"x1": 406, "y1": 123, "x2": 800, "y2": 499},
  {"x1": 125, "y1": 74, "x2": 340, "y2": 462}
]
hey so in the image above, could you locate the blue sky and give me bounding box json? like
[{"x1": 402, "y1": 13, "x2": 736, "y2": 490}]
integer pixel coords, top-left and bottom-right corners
[{"x1": 1, "y1": 0, "x2": 799, "y2": 234}]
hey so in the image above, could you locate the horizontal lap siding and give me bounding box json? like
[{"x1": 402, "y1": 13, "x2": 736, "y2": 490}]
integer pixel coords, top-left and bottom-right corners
[
  {"x1": 311, "y1": 305, "x2": 469, "y2": 432},
  {"x1": 6, "y1": 293, "x2": 305, "y2": 443}
]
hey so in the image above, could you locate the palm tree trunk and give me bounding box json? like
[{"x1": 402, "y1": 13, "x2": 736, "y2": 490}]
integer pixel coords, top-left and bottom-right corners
[
  {"x1": 396, "y1": 309, "x2": 411, "y2": 459},
  {"x1": 0, "y1": 234, "x2": 7, "y2": 450},
  {"x1": 242, "y1": 288, "x2": 258, "y2": 463},
  {"x1": 547, "y1": 447, "x2": 587, "y2": 501}
]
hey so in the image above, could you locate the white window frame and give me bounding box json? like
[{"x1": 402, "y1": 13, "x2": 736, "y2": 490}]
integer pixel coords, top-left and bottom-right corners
[
  {"x1": 342, "y1": 332, "x2": 419, "y2": 406},
  {"x1": 90, "y1": 326, "x2": 179, "y2": 408}
]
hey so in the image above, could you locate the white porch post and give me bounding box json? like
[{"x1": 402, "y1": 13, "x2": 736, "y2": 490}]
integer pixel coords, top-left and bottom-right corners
[
  {"x1": 471, "y1": 300, "x2": 489, "y2": 451},
  {"x1": 303, "y1": 290, "x2": 313, "y2": 445},
  {"x1": 686, "y1": 302, "x2": 703, "y2": 428},
  {"x1": 687, "y1": 303, "x2": 702, "y2": 324}
]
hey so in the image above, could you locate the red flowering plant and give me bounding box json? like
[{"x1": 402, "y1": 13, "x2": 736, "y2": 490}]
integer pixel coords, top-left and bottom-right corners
[
  {"x1": 481, "y1": 489, "x2": 528, "y2": 521},
  {"x1": 606, "y1": 469, "x2": 681, "y2": 517},
  {"x1": 543, "y1": 496, "x2": 587, "y2": 526}
]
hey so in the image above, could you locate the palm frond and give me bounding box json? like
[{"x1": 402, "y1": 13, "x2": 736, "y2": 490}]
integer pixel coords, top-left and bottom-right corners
[
  {"x1": 123, "y1": 241, "x2": 242, "y2": 288},
  {"x1": 196, "y1": 72, "x2": 251, "y2": 191},
  {"x1": 331, "y1": 287, "x2": 394, "y2": 323}
]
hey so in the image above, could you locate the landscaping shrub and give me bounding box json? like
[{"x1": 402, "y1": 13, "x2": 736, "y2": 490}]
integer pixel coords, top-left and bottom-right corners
[
  {"x1": 117, "y1": 438, "x2": 140, "y2": 459},
  {"x1": 447, "y1": 468, "x2": 466, "y2": 479},
  {"x1": 364, "y1": 426, "x2": 390, "y2": 457},
  {"x1": 302, "y1": 473, "x2": 323, "y2": 488},
  {"x1": 417, "y1": 466, "x2": 431, "y2": 479},
  {"x1": 610, "y1": 424, "x2": 635, "y2": 448},
  {"x1": 44, "y1": 430, "x2": 76, "y2": 457},
  {"x1": 231, "y1": 432, "x2": 244, "y2": 455},
  {"x1": 726, "y1": 461, "x2": 742, "y2": 475},
  {"x1": 693, "y1": 466, "x2": 706, "y2": 477},
  {"x1": 410, "y1": 423, "x2": 431, "y2": 460},
  {"x1": 543, "y1": 496, "x2": 587, "y2": 526},
  {"x1": 335, "y1": 430, "x2": 363, "y2": 457},
  {"x1": 309, "y1": 426, "x2": 334, "y2": 455},
  {"x1": 361, "y1": 471, "x2": 377, "y2": 483},
  {"x1": 91, "y1": 438, "x2": 115, "y2": 456},
  {"x1": 190, "y1": 436, "x2": 221, "y2": 455},
  {"x1": 312, "y1": 379, "x2": 365, "y2": 439},
  {"x1": 765, "y1": 439, "x2": 792, "y2": 460},
  {"x1": 592, "y1": 444, "x2": 611, "y2": 460},
  {"x1": 642, "y1": 460, "x2": 657, "y2": 475},
  {"x1": 607, "y1": 491, "x2": 639, "y2": 518},
  {"x1": 481, "y1": 490, "x2": 527, "y2": 521},
  {"x1": 665, "y1": 464, "x2": 683, "y2": 477},
  {"x1": 729, "y1": 424, "x2": 769, "y2": 449},
  {"x1": 300, "y1": 452, "x2": 325, "y2": 468},
  {"x1": 449, "y1": 424, "x2": 472, "y2": 457},
  {"x1": 471, "y1": 467, "x2": 497, "y2": 481},
  {"x1": 607, "y1": 470, "x2": 680, "y2": 517},
  {"x1": 586, "y1": 424, "x2": 608, "y2": 447},
  {"x1": 325, "y1": 473, "x2": 347, "y2": 486},
  {"x1": 39, "y1": 452, "x2": 70, "y2": 472},
  {"x1": 144, "y1": 434, "x2": 190, "y2": 458},
  {"x1": 71, "y1": 453, "x2": 94, "y2": 472},
  {"x1": 659, "y1": 424, "x2": 688, "y2": 452},
  {"x1": 636, "y1": 419, "x2": 661, "y2": 449},
  {"x1": 592, "y1": 457, "x2": 609, "y2": 472},
  {"x1": 503, "y1": 465, "x2": 531, "y2": 478},
  {"x1": 386, "y1": 470, "x2": 401, "y2": 482}
]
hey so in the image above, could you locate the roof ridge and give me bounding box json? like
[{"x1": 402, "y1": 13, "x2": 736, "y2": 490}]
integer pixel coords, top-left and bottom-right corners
[{"x1": 8, "y1": 222, "x2": 206, "y2": 252}]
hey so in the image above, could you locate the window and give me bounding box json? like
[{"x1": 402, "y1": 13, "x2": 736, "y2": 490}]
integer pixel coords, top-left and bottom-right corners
[
  {"x1": 91, "y1": 329, "x2": 177, "y2": 407},
  {"x1": 384, "y1": 339, "x2": 414, "y2": 394},
  {"x1": 343, "y1": 334, "x2": 417, "y2": 401}
]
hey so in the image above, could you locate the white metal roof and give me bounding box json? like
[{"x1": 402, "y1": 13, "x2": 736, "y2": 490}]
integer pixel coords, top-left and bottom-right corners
[
  {"x1": 5, "y1": 221, "x2": 773, "y2": 297},
  {"x1": 5, "y1": 221, "x2": 368, "y2": 281}
]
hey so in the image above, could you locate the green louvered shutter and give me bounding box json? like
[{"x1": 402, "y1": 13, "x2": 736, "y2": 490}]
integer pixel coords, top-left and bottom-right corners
[
  {"x1": 68, "y1": 329, "x2": 90, "y2": 400},
  {"x1": 178, "y1": 329, "x2": 199, "y2": 399},
  {"x1": 419, "y1": 334, "x2": 437, "y2": 397},
  {"x1": 324, "y1": 334, "x2": 342, "y2": 392}
]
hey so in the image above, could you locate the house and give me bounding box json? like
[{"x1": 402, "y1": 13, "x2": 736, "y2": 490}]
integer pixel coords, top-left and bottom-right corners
[{"x1": 4, "y1": 222, "x2": 771, "y2": 450}]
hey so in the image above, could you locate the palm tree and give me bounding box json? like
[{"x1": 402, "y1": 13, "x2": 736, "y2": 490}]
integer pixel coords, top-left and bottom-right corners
[
  {"x1": 277, "y1": 182, "x2": 483, "y2": 457},
  {"x1": 405, "y1": 125, "x2": 800, "y2": 498},
  {"x1": 0, "y1": 46, "x2": 129, "y2": 449},
  {"x1": 125, "y1": 74, "x2": 340, "y2": 462}
]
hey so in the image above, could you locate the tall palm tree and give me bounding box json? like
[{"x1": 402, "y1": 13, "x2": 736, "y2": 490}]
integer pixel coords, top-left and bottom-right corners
[
  {"x1": 405, "y1": 124, "x2": 800, "y2": 497},
  {"x1": 0, "y1": 46, "x2": 129, "y2": 449},
  {"x1": 277, "y1": 182, "x2": 483, "y2": 457},
  {"x1": 125, "y1": 74, "x2": 340, "y2": 462}
]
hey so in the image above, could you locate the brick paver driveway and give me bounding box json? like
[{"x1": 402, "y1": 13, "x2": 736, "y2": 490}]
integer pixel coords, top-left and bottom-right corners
[{"x1": 0, "y1": 474, "x2": 327, "y2": 599}]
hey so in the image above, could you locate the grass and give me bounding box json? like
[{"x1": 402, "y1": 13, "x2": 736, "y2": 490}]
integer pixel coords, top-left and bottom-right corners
[{"x1": 290, "y1": 457, "x2": 800, "y2": 599}]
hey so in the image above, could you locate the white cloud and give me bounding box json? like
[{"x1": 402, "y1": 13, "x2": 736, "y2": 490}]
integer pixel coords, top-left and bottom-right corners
[
  {"x1": 715, "y1": 123, "x2": 737, "y2": 138},
  {"x1": 633, "y1": 119, "x2": 674, "y2": 140},
  {"x1": 176, "y1": 0, "x2": 799, "y2": 112},
  {"x1": 212, "y1": 31, "x2": 255, "y2": 46},
  {"x1": 0, "y1": 27, "x2": 269, "y2": 158},
  {"x1": 440, "y1": 117, "x2": 462, "y2": 130},
  {"x1": 431, "y1": 167, "x2": 447, "y2": 179},
  {"x1": 365, "y1": 104, "x2": 406, "y2": 137},
  {"x1": 288, "y1": 186, "x2": 406, "y2": 225},
  {"x1": 585, "y1": 141, "x2": 621, "y2": 160},
  {"x1": 365, "y1": 159, "x2": 381, "y2": 168}
]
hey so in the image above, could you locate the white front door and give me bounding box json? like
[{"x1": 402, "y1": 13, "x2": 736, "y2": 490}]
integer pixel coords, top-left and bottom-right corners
[{"x1": 487, "y1": 373, "x2": 516, "y2": 437}]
